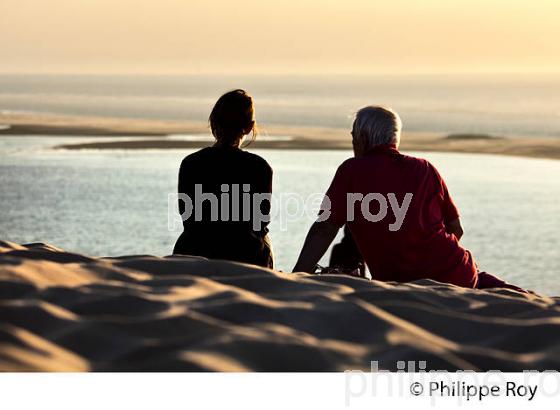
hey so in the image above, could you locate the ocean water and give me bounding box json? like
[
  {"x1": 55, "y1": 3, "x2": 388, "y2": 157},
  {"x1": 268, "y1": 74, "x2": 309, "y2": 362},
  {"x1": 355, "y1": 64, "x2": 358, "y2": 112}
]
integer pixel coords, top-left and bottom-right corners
[
  {"x1": 1, "y1": 74, "x2": 560, "y2": 137},
  {"x1": 0, "y1": 136, "x2": 559, "y2": 295}
]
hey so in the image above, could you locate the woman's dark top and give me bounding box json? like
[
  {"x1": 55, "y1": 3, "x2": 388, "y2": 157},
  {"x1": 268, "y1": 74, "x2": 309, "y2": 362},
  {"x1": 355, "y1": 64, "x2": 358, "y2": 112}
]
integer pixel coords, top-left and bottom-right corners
[{"x1": 173, "y1": 145, "x2": 274, "y2": 268}]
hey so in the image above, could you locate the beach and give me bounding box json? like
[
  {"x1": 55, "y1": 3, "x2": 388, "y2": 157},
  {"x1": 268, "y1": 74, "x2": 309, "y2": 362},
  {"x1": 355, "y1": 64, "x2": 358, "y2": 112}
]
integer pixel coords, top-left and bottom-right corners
[
  {"x1": 2, "y1": 112, "x2": 560, "y2": 159},
  {"x1": 2, "y1": 110, "x2": 560, "y2": 371},
  {"x1": 1, "y1": 241, "x2": 560, "y2": 371}
]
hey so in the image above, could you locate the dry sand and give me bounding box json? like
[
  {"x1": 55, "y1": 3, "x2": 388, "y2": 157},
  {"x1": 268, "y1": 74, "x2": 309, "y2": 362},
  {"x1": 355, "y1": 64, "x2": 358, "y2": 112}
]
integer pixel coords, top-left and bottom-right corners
[
  {"x1": 1, "y1": 241, "x2": 559, "y2": 372},
  {"x1": 2, "y1": 112, "x2": 560, "y2": 159}
]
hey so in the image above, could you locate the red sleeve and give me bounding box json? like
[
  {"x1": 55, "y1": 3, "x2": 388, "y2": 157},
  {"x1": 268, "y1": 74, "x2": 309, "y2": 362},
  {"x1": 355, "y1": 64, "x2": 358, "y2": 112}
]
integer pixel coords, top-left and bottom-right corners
[
  {"x1": 431, "y1": 165, "x2": 460, "y2": 223},
  {"x1": 319, "y1": 160, "x2": 351, "y2": 227}
]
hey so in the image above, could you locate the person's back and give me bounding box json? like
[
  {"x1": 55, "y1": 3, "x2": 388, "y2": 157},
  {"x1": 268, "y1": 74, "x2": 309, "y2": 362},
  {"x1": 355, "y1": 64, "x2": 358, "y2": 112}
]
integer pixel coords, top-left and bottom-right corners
[
  {"x1": 173, "y1": 90, "x2": 274, "y2": 268},
  {"x1": 327, "y1": 144, "x2": 476, "y2": 286}
]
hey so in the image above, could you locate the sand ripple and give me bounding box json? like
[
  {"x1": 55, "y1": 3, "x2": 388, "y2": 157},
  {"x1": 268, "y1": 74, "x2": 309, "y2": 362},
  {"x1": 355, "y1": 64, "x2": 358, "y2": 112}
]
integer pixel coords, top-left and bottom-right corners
[{"x1": 1, "y1": 240, "x2": 559, "y2": 371}]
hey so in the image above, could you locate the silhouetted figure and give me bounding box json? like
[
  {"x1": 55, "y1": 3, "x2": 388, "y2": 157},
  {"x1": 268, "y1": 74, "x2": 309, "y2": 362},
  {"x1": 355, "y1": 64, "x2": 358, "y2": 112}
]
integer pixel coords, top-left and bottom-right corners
[{"x1": 173, "y1": 90, "x2": 274, "y2": 268}]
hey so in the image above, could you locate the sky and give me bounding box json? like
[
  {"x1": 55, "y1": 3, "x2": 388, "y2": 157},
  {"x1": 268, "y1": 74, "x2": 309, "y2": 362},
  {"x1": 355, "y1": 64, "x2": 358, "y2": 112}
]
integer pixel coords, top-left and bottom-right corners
[{"x1": 1, "y1": 0, "x2": 559, "y2": 74}]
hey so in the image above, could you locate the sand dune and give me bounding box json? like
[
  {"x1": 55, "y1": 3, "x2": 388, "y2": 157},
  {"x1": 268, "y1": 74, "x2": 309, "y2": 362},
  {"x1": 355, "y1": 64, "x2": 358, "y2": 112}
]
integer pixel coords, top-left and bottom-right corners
[{"x1": 1, "y1": 240, "x2": 559, "y2": 371}]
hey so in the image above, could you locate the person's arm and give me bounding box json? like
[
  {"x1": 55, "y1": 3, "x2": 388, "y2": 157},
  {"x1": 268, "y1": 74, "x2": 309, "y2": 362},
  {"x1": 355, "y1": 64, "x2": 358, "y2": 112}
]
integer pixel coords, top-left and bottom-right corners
[
  {"x1": 431, "y1": 163, "x2": 463, "y2": 241},
  {"x1": 446, "y1": 217, "x2": 464, "y2": 241},
  {"x1": 293, "y1": 220, "x2": 340, "y2": 273},
  {"x1": 256, "y1": 162, "x2": 273, "y2": 233},
  {"x1": 293, "y1": 159, "x2": 350, "y2": 272}
]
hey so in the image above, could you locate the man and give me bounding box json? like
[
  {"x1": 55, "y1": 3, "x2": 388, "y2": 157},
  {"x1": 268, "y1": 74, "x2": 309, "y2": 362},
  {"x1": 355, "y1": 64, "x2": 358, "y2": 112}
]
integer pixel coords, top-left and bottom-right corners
[{"x1": 293, "y1": 106, "x2": 524, "y2": 291}]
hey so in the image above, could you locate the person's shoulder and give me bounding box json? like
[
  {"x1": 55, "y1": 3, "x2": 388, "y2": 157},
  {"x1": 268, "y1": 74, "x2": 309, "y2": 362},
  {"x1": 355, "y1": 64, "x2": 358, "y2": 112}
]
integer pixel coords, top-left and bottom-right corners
[
  {"x1": 333, "y1": 157, "x2": 359, "y2": 176},
  {"x1": 402, "y1": 154, "x2": 446, "y2": 185},
  {"x1": 241, "y1": 150, "x2": 273, "y2": 173},
  {"x1": 180, "y1": 147, "x2": 213, "y2": 166},
  {"x1": 340, "y1": 156, "x2": 358, "y2": 168},
  {"x1": 397, "y1": 152, "x2": 436, "y2": 171}
]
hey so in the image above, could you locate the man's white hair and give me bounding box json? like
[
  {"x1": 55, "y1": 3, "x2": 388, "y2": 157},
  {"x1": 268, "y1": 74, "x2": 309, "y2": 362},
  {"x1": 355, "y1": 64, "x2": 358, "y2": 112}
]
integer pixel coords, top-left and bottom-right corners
[{"x1": 352, "y1": 106, "x2": 402, "y2": 149}]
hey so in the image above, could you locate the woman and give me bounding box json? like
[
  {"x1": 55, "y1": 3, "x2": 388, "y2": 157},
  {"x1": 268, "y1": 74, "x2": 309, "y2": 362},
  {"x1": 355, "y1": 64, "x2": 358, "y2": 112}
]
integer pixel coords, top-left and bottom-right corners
[{"x1": 173, "y1": 89, "x2": 274, "y2": 268}]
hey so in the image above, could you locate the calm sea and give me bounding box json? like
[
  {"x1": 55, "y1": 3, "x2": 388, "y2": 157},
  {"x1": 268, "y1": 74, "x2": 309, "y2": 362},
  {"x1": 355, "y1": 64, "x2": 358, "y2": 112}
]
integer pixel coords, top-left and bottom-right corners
[
  {"x1": 0, "y1": 136, "x2": 559, "y2": 295},
  {"x1": 1, "y1": 74, "x2": 560, "y2": 137}
]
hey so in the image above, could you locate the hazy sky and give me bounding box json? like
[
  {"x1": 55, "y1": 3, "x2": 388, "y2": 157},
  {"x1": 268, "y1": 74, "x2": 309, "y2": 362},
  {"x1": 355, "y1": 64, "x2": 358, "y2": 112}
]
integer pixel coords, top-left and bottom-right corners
[{"x1": 1, "y1": 0, "x2": 559, "y2": 74}]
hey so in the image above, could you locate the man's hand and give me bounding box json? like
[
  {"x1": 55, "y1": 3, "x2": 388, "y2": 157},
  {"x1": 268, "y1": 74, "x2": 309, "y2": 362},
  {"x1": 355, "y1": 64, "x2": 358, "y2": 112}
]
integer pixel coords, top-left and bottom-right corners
[
  {"x1": 446, "y1": 217, "x2": 464, "y2": 241},
  {"x1": 293, "y1": 220, "x2": 341, "y2": 273}
]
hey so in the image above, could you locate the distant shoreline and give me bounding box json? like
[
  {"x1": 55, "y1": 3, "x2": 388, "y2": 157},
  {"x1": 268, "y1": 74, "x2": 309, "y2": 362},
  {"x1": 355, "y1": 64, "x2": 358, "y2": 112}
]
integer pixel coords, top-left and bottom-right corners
[{"x1": 1, "y1": 111, "x2": 560, "y2": 160}]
